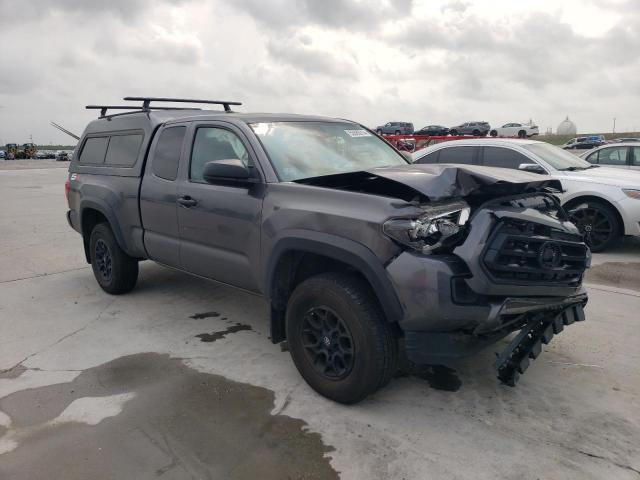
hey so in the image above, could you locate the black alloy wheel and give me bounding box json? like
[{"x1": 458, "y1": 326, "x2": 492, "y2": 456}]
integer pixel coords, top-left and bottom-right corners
[
  {"x1": 568, "y1": 202, "x2": 619, "y2": 252},
  {"x1": 94, "y1": 238, "x2": 113, "y2": 282},
  {"x1": 518, "y1": 130, "x2": 527, "y2": 138},
  {"x1": 301, "y1": 306, "x2": 354, "y2": 380}
]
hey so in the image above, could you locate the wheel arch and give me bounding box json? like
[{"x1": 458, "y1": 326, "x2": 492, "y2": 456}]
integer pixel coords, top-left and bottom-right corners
[
  {"x1": 265, "y1": 232, "x2": 404, "y2": 343},
  {"x1": 563, "y1": 194, "x2": 625, "y2": 235},
  {"x1": 80, "y1": 202, "x2": 127, "y2": 263}
]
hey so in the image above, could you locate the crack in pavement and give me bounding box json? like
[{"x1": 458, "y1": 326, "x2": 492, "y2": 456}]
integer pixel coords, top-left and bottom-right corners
[
  {"x1": 577, "y1": 449, "x2": 640, "y2": 477},
  {"x1": 0, "y1": 266, "x2": 89, "y2": 284},
  {"x1": 0, "y1": 298, "x2": 116, "y2": 375}
]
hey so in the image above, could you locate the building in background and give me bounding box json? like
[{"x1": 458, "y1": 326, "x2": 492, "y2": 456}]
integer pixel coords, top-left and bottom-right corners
[{"x1": 557, "y1": 115, "x2": 577, "y2": 135}]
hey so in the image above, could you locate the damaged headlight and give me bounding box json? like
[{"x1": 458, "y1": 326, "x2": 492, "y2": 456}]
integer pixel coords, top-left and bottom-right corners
[{"x1": 383, "y1": 201, "x2": 471, "y2": 254}]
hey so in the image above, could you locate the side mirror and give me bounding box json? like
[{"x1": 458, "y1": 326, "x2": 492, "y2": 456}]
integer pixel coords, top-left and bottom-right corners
[
  {"x1": 202, "y1": 159, "x2": 256, "y2": 184},
  {"x1": 518, "y1": 163, "x2": 547, "y2": 175},
  {"x1": 400, "y1": 151, "x2": 413, "y2": 162}
]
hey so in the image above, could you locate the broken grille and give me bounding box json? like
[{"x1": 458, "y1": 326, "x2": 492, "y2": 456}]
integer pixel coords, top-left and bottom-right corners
[{"x1": 483, "y1": 220, "x2": 588, "y2": 286}]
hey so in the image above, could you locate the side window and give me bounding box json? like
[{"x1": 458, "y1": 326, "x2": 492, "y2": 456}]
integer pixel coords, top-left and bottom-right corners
[
  {"x1": 152, "y1": 126, "x2": 186, "y2": 181},
  {"x1": 632, "y1": 147, "x2": 640, "y2": 166},
  {"x1": 598, "y1": 147, "x2": 628, "y2": 166},
  {"x1": 415, "y1": 151, "x2": 439, "y2": 164},
  {"x1": 585, "y1": 150, "x2": 599, "y2": 164},
  {"x1": 104, "y1": 133, "x2": 143, "y2": 167},
  {"x1": 482, "y1": 146, "x2": 530, "y2": 169},
  {"x1": 79, "y1": 137, "x2": 109, "y2": 164},
  {"x1": 190, "y1": 127, "x2": 250, "y2": 182},
  {"x1": 438, "y1": 146, "x2": 476, "y2": 164}
]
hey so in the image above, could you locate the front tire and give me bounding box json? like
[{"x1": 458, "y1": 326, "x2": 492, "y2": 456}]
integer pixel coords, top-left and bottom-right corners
[
  {"x1": 89, "y1": 223, "x2": 139, "y2": 294},
  {"x1": 567, "y1": 200, "x2": 620, "y2": 252},
  {"x1": 490, "y1": 130, "x2": 498, "y2": 137},
  {"x1": 285, "y1": 273, "x2": 397, "y2": 404}
]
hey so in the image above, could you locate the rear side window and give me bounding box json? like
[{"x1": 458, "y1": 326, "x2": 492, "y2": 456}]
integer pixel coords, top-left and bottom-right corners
[
  {"x1": 438, "y1": 146, "x2": 476, "y2": 164},
  {"x1": 79, "y1": 137, "x2": 109, "y2": 164},
  {"x1": 104, "y1": 134, "x2": 143, "y2": 167},
  {"x1": 482, "y1": 146, "x2": 529, "y2": 169},
  {"x1": 152, "y1": 127, "x2": 186, "y2": 181}
]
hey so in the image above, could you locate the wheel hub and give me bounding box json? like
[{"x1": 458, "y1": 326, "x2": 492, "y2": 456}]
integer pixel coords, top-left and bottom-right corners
[
  {"x1": 94, "y1": 239, "x2": 113, "y2": 282},
  {"x1": 301, "y1": 306, "x2": 354, "y2": 379},
  {"x1": 569, "y1": 206, "x2": 612, "y2": 250}
]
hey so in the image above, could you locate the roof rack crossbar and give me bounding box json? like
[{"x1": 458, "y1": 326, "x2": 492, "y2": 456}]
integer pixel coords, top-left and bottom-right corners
[
  {"x1": 86, "y1": 105, "x2": 201, "y2": 118},
  {"x1": 123, "y1": 96, "x2": 242, "y2": 113}
]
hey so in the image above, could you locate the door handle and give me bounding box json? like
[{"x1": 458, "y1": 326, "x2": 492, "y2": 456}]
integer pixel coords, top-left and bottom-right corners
[{"x1": 177, "y1": 195, "x2": 197, "y2": 207}]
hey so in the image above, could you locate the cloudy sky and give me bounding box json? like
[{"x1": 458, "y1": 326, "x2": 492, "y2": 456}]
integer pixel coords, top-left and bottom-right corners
[{"x1": 0, "y1": 0, "x2": 638, "y2": 145}]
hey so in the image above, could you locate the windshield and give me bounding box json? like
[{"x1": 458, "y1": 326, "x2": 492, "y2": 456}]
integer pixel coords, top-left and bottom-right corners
[
  {"x1": 522, "y1": 143, "x2": 594, "y2": 170},
  {"x1": 249, "y1": 121, "x2": 407, "y2": 181}
]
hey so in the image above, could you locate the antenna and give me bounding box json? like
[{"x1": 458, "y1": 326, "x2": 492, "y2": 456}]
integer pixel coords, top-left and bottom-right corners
[
  {"x1": 50, "y1": 122, "x2": 80, "y2": 141},
  {"x1": 123, "y1": 96, "x2": 242, "y2": 113}
]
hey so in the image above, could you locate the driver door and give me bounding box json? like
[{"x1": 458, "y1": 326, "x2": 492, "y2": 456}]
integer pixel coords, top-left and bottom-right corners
[{"x1": 176, "y1": 122, "x2": 264, "y2": 292}]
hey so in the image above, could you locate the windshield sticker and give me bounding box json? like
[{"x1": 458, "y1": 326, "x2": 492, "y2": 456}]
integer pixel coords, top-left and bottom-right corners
[{"x1": 344, "y1": 129, "x2": 371, "y2": 138}]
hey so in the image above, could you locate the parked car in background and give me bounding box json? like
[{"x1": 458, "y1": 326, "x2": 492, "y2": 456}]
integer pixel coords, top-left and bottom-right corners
[
  {"x1": 414, "y1": 125, "x2": 449, "y2": 136},
  {"x1": 449, "y1": 121, "x2": 490, "y2": 136},
  {"x1": 56, "y1": 150, "x2": 70, "y2": 161},
  {"x1": 490, "y1": 122, "x2": 539, "y2": 138},
  {"x1": 563, "y1": 136, "x2": 606, "y2": 150},
  {"x1": 0, "y1": 150, "x2": 5, "y2": 159},
  {"x1": 413, "y1": 138, "x2": 640, "y2": 251},
  {"x1": 581, "y1": 143, "x2": 640, "y2": 170},
  {"x1": 375, "y1": 122, "x2": 414, "y2": 135}
]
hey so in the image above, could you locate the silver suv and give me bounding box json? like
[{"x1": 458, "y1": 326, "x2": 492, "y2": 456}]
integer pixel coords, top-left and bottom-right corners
[
  {"x1": 450, "y1": 121, "x2": 491, "y2": 136},
  {"x1": 375, "y1": 121, "x2": 414, "y2": 135}
]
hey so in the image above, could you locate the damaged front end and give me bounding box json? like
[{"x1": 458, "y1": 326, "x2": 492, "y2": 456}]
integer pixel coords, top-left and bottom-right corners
[{"x1": 300, "y1": 164, "x2": 590, "y2": 387}]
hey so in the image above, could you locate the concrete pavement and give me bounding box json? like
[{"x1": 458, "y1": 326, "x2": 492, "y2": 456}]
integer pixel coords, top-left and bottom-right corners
[{"x1": 1, "y1": 163, "x2": 639, "y2": 479}]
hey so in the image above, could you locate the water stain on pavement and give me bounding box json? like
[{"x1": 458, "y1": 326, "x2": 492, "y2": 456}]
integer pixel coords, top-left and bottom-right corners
[
  {"x1": 190, "y1": 311, "x2": 220, "y2": 319},
  {"x1": 411, "y1": 365, "x2": 462, "y2": 392},
  {"x1": 0, "y1": 353, "x2": 337, "y2": 480},
  {"x1": 196, "y1": 323, "x2": 252, "y2": 342},
  {"x1": 585, "y1": 262, "x2": 640, "y2": 291}
]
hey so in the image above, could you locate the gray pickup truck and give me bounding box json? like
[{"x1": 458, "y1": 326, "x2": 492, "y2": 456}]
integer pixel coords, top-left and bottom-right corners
[{"x1": 66, "y1": 97, "x2": 589, "y2": 403}]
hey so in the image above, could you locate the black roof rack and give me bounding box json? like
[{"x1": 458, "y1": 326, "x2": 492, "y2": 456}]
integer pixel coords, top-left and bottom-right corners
[
  {"x1": 123, "y1": 96, "x2": 242, "y2": 113},
  {"x1": 86, "y1": 105, "x2": 202, "y2": 118}
]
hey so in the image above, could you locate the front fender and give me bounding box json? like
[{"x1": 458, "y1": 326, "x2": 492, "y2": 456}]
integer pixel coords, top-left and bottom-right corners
[{"x1": 265, "y1": 229, "x2": 404, "y2": 323}]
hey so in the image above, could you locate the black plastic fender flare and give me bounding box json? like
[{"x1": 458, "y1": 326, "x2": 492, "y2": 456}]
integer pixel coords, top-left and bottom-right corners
[{"x1": 265, "y1": 230, "x2": 404, "y2": 324}]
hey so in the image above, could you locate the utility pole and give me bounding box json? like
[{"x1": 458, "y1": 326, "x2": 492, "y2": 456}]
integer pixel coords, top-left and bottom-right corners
[{"x1": 613, "y1": 118, "x2": 616, "y2": 135}]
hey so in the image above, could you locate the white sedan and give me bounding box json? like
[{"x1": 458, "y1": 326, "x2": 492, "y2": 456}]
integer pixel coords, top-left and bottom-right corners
[
  {"x1": 489, "y1": 123, "x2": 539, "y2": 138},
  {"x1": 413, "y1": 138, "x2": 640, "y2": 252}
]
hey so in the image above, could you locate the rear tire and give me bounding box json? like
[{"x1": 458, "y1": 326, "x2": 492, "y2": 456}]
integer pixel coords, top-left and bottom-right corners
[
  {"x1": 518, "y1": 130, "x2": 527, "y2": 138},
  {"x1": 450, "y1": 129, "x2": 458, "y2": 136},
  {"x1": 472, "y1": 129, "x2": 481, "y2": 136},
  {"x1": 89, "y1": 223, "x2": 138, "y2": 294},
  {"x1": 285, "y1": 273, "x2": 397, "y2": 404}
]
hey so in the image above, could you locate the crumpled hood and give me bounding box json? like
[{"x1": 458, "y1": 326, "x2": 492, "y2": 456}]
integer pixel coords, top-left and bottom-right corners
[{"x1": 296, "y1": 163, "x2": 562, "y2": 202}]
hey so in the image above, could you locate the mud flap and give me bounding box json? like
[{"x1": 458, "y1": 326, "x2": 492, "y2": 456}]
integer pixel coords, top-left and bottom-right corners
[{"x1": 494, "y1": 304, "x2": 585, "y2": 386}]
